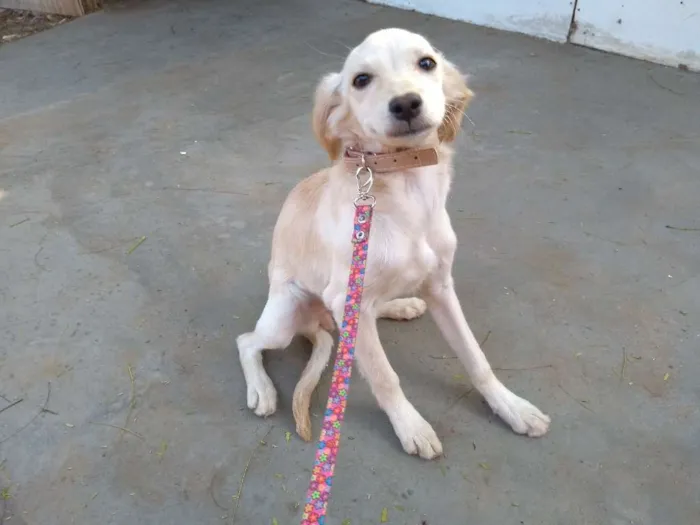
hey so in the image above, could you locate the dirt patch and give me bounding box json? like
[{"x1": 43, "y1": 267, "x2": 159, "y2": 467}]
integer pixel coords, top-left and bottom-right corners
[{"x1": 0, "y1": 8, "x2": 73, "y2": 45}]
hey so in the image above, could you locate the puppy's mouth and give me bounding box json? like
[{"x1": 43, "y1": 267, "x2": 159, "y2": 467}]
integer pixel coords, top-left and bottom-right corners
[{"x1": 387, "y1": 123, "x2": 433, "y2": 138}]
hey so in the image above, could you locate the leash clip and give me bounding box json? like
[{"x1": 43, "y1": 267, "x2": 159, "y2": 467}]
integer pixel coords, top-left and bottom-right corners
[{"x1": 354, "y1": 155, "x2": 376, "y2": 207}]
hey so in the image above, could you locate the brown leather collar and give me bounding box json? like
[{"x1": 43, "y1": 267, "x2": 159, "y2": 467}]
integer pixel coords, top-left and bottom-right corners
[{"x1": 343, "y1": 147, "x2": 439, "y2": 173}]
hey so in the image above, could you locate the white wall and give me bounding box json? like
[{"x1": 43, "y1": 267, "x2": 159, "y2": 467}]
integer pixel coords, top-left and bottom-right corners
[
  {"x1": 369, "y1": 0, "x2": 700, "y2": 71},
  {"x1": 367, "y1": 0, "x2": 575, "y2": 42},
  {"x1": 571, "y1": 0, "x2": 700, "y2": 71}
]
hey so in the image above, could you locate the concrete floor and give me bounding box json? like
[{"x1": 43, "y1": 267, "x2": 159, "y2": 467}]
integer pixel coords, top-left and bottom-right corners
[{"x1": 1, "y1": 0, "x2": 699, "y2": 523}]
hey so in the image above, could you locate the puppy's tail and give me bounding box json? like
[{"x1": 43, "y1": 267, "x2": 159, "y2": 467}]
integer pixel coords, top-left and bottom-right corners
[{"x1": 293, "y1": 328, "x2": 334, "y2": 442}]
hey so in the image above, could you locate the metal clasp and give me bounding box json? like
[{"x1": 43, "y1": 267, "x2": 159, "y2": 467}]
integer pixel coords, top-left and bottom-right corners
[{"x1": 354, "y1": 155, "x2": 376, "y2": 207}]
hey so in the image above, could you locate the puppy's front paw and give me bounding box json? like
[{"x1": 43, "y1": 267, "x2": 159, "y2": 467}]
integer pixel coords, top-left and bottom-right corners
[
  {"x1": 388, "y1": 401, "x2": 443, "y2": 459},
  {"x1": 492, "y1": 390, "x2": 550, "y2": 437}
]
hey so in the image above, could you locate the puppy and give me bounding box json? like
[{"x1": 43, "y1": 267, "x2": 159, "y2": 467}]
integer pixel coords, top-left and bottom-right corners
[{"x1": 237, "y1": 28, "x2": 550, "y2": 459}]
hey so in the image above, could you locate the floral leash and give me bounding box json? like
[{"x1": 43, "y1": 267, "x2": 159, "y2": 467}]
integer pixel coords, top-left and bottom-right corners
[{"x1": 300, "y1": 161, "x2": 375, "y2": 525}]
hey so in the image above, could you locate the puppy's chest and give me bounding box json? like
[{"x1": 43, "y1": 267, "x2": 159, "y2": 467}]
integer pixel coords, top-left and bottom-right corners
[
  {"x1": 366, "y1": 215, "x2": 439, "y2": 293},
  {"x1": 364, "y1": 177, "x2": 448, "y2": 294}
]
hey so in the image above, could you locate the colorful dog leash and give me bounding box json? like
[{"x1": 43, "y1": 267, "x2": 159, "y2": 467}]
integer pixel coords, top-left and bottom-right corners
[{"x1": 300, "y1": 162, "x2": 375, "y2": 525}]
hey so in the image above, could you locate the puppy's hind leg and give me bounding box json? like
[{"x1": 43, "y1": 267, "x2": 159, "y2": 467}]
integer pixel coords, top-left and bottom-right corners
[
  {"x1": 236, "y1": 285, "x2": 302, "y2": 417},
  {"x1": 377, "y1": 297, "x2": 427, "y2": 321},
  {"x1": 293, "y1": 327, "x2": 334, "y2": 441}
]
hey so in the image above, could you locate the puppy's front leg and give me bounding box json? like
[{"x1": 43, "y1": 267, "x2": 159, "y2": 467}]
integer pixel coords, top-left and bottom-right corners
[
  {"x1": 358, "y1": 310, "x2": 444, "y2": 459},
  {"x1": 425, "y1": 273, "x2": 551, "y2": 437},
  {"x1": 327, "y1": 291, "x2": 442, "y2": 459}
]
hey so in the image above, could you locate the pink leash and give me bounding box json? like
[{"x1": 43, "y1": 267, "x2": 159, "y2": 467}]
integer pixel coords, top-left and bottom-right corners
[{"x1": 300, "y1": 162, "x2": 375, "y2": 525}]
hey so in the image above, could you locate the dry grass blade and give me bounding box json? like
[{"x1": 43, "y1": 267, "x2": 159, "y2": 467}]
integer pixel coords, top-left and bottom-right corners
[
  {"x1": 493, "y1": 364, "x2": 553, "y2": 372},
  {"x1": 126, "y1": 236, "x2": 146, "y2": 255},
  {"x1": 231, "y1": 426, "x2": 274, "y2": 524},
  {"x1": 161, "y1": 186, "x2": 249, "y2": 196},
  {"x1": 447, "y1": 387, "x2": 474, "y2": 411},
  {"x1": 0, "y1": 398, "x2": 23, "y2": 416},
  {"x1": 88, "y1": 422, "x2": 145, "y2": 440},
  {"x1": 0, "y1": 383, "x2": 52, "y2": 444},
  {"x1": 9, "y1": 218, "x2": 29, "y2": 228},
  {"x1": 619, "y1": 347, "x2": 627, "y2": 383},
  {"x1": 118, "y1": 364, "x2": 137, "y2": 441},
  {"x1": 666, "y1": 225, "x2": 700, "y2": 232},
  {"x1": 128, "y1": 365, "x2": 136, "y2": 409},
  {"x1": 558, "y1": 383, "x2": 594, "y2": 413},
  {"x1": 429, "y1": 330, "x2": 491, "y2": 360}
]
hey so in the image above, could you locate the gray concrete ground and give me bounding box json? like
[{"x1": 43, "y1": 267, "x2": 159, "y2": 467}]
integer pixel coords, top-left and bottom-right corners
[{"x1": 1, "y1": 0, "x2": 699, "y2": 523}]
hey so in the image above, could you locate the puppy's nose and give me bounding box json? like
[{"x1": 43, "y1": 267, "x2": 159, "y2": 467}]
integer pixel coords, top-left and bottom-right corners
[{"x1": 388, "y1": 93, "x2": 422, "y2": 121}]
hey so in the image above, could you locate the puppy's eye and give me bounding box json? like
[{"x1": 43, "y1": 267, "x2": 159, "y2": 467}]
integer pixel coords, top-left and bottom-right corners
[
  {"x1": 352, "y1": 73, "x2": 372, "y2": 89},
  {"x1": 418, "y1": 57, "x2": 437, "y2": 71}
]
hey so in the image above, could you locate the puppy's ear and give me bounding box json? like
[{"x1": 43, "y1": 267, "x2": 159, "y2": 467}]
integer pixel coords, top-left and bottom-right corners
[
  {"x1": 312, "y1": 72, "x2": 345, "y2": 160},
  {"x1": 438, "y1": 61, "x2": 474, "y2": 143}
]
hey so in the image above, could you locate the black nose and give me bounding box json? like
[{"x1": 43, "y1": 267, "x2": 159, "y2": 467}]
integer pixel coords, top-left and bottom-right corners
[{"x1": 388, "y1": 93, "x2": 422, "y2": 122}]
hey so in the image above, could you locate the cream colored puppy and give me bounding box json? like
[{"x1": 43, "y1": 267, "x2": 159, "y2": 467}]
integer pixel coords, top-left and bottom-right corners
[{"x1": 237, "y1": 28, "x2": 550, "y2": 459}]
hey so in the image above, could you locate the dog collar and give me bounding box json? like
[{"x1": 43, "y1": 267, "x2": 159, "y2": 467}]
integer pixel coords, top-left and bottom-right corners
[{"x1": 343, "y1": 147, "x2": 439, "y2": 173}]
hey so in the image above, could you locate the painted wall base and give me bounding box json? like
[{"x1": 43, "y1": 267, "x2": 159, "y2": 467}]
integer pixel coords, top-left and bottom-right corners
[
  {"x1": 368, "y1": 0, "x2": 573, "y2": 42},
  {"x1": 369, "y1": 0, "x2": 700, "y2": 72}
]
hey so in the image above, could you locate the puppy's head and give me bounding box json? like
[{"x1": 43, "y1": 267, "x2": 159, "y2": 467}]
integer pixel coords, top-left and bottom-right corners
[{"x1": 313, "y1": 28, "x2": 473, "y2": 159}]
